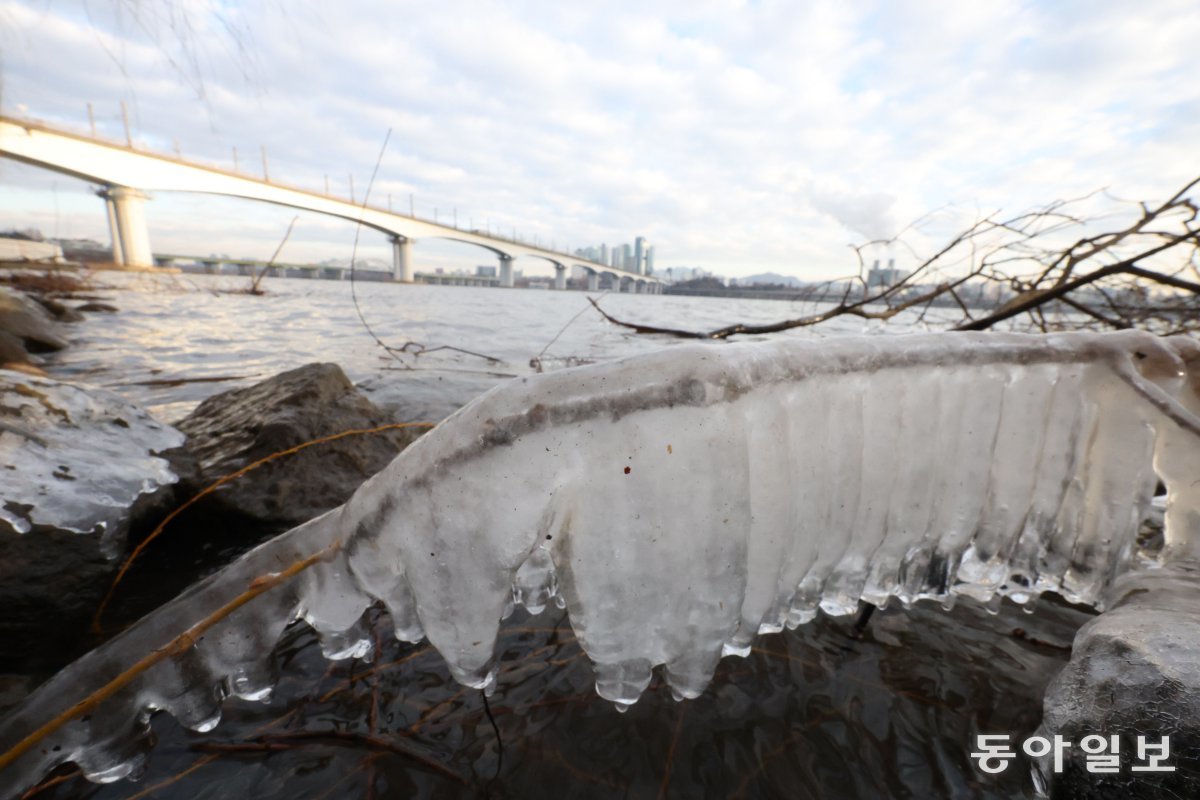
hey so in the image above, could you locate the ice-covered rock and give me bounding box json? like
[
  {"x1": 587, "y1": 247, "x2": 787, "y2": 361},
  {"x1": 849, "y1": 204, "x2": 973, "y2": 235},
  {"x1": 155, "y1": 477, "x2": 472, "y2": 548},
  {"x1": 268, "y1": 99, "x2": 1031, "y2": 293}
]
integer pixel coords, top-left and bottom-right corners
[
  {"x1": 1039, "y1": 563, "x2": 1200, "y2": 798},
  {"x1": 1, "y1": 330, "x2": 1198, "y2": 791},
  {"x1": 0, "y1": 372, "x2": 183, "y2": 545},
  {"x1": 174, "y1": 362, "x2": 424, "y2": 526},
  {"x1": 0, "y1": 371, "x2": 184, "y2": 663}
]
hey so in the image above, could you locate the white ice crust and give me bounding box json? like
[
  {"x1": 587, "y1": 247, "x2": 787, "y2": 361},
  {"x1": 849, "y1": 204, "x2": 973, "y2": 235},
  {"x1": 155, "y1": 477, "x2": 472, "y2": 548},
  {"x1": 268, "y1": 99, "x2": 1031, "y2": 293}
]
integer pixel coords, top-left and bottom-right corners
[
  {"x1": 2, "y1": 331, "x2": 1199, "y2": 788},
  {"x1": 0, "y1": 371, "x2": 183, "y2": 552}
]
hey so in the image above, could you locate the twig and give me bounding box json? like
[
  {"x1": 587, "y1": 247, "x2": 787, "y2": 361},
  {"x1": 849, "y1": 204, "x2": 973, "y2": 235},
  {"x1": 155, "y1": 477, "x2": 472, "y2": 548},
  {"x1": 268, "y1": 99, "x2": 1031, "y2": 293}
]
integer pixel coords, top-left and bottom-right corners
[
  {"x1": 113, "y1": 374, "x2": 258, "y2": 388},
  {"x1": 192, "y1": 731, "x2": 468, "y2": 785},
  {"x1": 92, "y1": 421, "x2": 437, "y2": 631},
  {"x1": 530, "y1": 295, "x2": 603, "y2": 371},
  {"x1": 248, "y1": 215, "x2": 298, "y2": 294},
  {"x1": 481, "y1": 690, "x2": 503, "y2": 793},
  {"x1": 0, "y1": 546, "x2": 338, "y2": 773}
]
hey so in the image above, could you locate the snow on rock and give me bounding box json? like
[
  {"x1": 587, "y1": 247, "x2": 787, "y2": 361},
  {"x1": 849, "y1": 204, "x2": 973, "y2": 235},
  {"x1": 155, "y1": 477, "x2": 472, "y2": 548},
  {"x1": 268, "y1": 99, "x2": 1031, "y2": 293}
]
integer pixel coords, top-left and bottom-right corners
[{"x1": 2, "y1": 330, "x2": 1199, "y2": 790}]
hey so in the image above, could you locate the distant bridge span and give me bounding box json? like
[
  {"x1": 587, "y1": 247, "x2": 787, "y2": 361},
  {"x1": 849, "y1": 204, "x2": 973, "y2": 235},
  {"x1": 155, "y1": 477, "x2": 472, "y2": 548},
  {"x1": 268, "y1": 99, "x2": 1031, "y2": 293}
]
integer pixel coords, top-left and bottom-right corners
[{"x1": 0, "y1": 115, "x2": 661, "y2": 292}]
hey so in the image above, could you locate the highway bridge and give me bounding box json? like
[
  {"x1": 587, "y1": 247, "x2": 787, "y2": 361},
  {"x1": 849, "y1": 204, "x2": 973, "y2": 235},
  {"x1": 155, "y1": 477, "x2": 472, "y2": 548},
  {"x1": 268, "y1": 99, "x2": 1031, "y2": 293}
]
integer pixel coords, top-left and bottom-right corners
[{"x1": 0, "y1": 115, "x2": 662, "y2": 293}]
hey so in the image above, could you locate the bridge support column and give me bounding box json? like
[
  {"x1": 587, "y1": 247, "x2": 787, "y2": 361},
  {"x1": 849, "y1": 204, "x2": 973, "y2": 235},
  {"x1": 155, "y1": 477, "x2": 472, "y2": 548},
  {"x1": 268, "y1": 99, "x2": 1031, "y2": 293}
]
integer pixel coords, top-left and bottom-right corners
[
  {"x1": 554, "y1": 265, "x2": 567, "y2": 290},
  {"x1": 586, "y1": 271, "x2": 600, "y2": 292},
  {"x1": 391, "y1": 235, "x2": 413, "y2": 282},
  {"x1": 102, "y1": 192, "x2": 124, "y2": 265},
  {"x1": 499, "y1": 255, "x2": 515, "y2": 288},
  {"x1": 100, "y1": 187, "x2": 153, "y2": 268}
]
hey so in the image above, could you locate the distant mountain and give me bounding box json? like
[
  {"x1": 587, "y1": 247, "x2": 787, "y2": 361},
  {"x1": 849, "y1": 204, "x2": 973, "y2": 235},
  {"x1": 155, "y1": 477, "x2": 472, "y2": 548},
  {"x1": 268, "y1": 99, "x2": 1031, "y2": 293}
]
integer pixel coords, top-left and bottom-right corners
[{"x1": 739, "y1": 272, "x2": 803, "y2": 287}]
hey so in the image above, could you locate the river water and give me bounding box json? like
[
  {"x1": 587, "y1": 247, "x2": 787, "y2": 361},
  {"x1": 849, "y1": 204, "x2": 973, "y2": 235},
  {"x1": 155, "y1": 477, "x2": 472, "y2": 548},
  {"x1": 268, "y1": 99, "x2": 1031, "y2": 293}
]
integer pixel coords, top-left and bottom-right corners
[
  {"x1": 26, "y1": 273, "x2": 1084, "y2": 799},
  {"x1": 49, "y1": 272, "x2": 879, "y2": 423}
]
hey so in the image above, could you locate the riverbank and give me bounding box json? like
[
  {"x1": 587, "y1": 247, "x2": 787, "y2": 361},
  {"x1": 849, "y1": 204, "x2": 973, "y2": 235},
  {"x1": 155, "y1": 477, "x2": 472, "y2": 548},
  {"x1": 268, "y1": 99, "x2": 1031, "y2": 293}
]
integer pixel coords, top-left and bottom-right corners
[{"x1": 0, "y1": 273, "x2": 1112, "y2": 798}]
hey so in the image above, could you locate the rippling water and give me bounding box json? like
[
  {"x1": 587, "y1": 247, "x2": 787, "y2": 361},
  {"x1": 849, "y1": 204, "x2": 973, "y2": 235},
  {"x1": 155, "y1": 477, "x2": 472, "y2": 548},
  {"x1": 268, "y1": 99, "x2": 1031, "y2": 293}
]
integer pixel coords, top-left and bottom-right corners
[
  {"x1": 26, "y1": 273, "x2": 1084, "y2": 799},
  {"x1": 49, "y1": 272, "x2": 876, "y2": 422}
]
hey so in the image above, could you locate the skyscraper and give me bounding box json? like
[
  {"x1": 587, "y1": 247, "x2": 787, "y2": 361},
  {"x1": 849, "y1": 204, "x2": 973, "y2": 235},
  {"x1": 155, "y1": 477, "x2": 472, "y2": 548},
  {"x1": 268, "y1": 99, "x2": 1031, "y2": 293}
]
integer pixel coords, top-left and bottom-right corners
[
  {"x1": 645, "y1": 246, "x2": 655, "y2": 276},
  {"x1": 634, "y1": 237, "x2": 646, "y2": 276}
]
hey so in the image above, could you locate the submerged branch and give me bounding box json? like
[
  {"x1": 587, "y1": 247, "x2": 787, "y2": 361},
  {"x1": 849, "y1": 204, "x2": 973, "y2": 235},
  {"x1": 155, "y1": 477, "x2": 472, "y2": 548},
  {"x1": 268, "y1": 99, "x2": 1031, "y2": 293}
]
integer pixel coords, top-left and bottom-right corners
[
  {"x1": 248, "y1": 215, "x2": 299, "y2": 295},
  {"x1": 193, "y1": 731, "x2": 469, "y2": 785},
  {"x1": 0, "y1": 545, "x2": 338, "y2": 773}
]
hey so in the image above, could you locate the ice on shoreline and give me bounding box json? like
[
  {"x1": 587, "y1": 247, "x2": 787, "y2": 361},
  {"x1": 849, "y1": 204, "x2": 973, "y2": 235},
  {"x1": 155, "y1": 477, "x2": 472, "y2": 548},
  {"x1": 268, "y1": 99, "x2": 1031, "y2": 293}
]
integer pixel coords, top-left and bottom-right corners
[
  {"x1": 0, "y1": 371, "x2": 183, "y2": 554},
  {"x1": 2, "y1": 330, "x2": 1198, "y2": 789}
]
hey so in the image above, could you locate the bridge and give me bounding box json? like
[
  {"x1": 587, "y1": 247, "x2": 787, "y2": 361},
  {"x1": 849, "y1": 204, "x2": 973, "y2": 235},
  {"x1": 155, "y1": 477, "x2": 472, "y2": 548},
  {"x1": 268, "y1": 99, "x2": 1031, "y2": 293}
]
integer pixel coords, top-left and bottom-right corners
[{"x1": 0, "y1": 115, "x2": 663, "y2": 293}]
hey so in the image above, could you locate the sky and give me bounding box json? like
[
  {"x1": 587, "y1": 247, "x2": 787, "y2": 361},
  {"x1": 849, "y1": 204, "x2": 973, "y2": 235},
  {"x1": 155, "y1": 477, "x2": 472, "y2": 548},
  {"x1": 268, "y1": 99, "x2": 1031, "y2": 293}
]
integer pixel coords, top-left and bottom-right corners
[{"x1": 0, "y1": 0, "x2": 1198, "y2": 279}]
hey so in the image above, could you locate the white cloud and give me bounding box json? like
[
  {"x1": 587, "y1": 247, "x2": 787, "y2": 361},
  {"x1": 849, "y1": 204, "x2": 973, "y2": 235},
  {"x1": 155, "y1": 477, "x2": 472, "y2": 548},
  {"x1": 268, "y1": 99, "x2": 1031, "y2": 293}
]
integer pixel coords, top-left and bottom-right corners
[{"x1": 1, "y1": 0, "x2": 1198, "y2": 279}]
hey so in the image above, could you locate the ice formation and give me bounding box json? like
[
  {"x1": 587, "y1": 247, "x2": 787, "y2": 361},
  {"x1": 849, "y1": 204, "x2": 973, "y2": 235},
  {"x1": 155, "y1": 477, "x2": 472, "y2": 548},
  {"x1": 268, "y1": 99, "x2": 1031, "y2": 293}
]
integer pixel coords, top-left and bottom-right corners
[
  {"x1": 2, "y1": 330, "x2": 1198, "y2": 789},
  {"x1": 0, "y1": 371, "x2": 183, "y2": 552}
]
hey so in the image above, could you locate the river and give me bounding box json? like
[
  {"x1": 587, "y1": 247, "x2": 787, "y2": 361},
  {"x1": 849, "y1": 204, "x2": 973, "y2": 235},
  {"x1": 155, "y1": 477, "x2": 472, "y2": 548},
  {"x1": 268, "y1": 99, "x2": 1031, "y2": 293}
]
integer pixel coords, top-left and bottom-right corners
[{"x1": 49, "y1": 272, "x2": 880, "y2": 423}]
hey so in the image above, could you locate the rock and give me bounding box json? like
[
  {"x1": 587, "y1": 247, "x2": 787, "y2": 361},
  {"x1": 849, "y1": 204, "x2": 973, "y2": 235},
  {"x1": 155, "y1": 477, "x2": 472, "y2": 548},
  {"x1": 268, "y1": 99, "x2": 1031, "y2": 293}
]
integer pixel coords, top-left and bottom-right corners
[
  {"x1": 174, "y1": 363, "x2": 423, "y2": 526},
  {"x1": 0, "y1": 372, "x2": 185, "y2": 665},
  {"x1": 75, "y1": 302, "x2": 118, "y2": 314},
  {"x1": 1040, "y1": 563, "x2": 1200, "y2": 798},
  {"x1": 0, "y1": 331, "x2": 32, "y2": 365},
  {"x1": 0, "y1": 286, "x2": 68, "y2": 352},
  {"x1": 32, "y1": 296, "x2": 85, "y2": 322}
]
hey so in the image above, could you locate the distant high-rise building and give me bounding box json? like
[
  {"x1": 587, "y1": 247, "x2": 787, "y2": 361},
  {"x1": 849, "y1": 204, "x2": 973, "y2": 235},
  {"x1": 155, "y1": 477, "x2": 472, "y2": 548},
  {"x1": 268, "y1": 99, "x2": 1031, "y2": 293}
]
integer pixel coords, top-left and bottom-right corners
[
  {"x1": 599, "y1": 243, "x2": 609, "y2": 264},
  {"x1": 645, "y1": 246, "x2": 655, "y2": 276},
  {"x1": 621, "y1": 244, "x2": 633, "y2": 271},
  {"x1": 867, "y1": 256, "x2": 909, "y2": 288},
  {"x1": 634, "y1": 237, "x2": 647, "y2": 275},
  {"x1": 611, "y1": 247, "x2": 620, "y2": 268}
]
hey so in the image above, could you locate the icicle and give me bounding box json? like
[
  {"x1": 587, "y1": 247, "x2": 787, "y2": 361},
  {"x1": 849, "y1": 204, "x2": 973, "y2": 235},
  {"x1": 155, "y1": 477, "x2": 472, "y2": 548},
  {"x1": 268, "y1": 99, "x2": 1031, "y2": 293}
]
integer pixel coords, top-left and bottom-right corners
[{"x1": 3, "y1": 330, "x2": 1199, "y2": 794}]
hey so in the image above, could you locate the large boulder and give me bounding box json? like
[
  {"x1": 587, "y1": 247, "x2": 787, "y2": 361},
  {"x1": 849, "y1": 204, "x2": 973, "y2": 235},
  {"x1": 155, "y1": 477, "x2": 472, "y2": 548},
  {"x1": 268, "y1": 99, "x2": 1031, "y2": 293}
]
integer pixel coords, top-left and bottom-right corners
[
  {"x1": 0, "y1": 371, "x2": 184, "y2": 664},
  {"x1": 174, "y1": 363, "x2": 423, "y2": 527},
  {"x1": 1040, "y1": 562, "x2": 1200, "y2": 798},
  {"x1": 0, "y1": 286, "x2": 68, "y2": 353}
]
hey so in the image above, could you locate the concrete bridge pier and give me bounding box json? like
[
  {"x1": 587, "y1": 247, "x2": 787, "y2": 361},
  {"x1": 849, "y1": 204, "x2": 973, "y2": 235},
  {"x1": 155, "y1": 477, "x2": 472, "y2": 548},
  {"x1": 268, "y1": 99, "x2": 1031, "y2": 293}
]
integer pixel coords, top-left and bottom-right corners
[
  {"x1": 391, "y1": 235, "x2": 413, "y2": 282},
  {"x1": 554, "y1": 264, "x2": 567, "y2": 290},
  {"x1": 102, "y1": 192, "x2": 124, "y2": 265},
  {"x1": 586, "y1": 270, "x2": 600, "y2": 292},
  {"x1": 499, "y1": 255, "x2": 515, "y2": 287},
  {"x1": 100, "y1": 186, "x2": 153, "y2": 268}
]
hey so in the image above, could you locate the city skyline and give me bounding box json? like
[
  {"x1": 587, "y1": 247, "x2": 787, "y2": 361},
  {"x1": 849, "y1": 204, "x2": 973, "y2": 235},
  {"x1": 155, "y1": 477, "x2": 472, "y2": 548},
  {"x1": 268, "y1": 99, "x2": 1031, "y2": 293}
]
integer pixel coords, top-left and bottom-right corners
[{"x1": 1, "y1": 1, "x2": 1198, "y2": 279}]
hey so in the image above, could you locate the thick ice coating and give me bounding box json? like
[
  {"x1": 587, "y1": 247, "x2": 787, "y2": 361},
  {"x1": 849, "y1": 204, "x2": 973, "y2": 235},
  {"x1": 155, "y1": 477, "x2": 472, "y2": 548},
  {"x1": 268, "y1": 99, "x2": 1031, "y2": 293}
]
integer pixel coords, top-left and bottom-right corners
[
  {"x1": 3, "y1": 331, "x2": 1199, "y2": 790},
  {"x1": 0, "y1": 372, "x2": 183, "y2": 553}
]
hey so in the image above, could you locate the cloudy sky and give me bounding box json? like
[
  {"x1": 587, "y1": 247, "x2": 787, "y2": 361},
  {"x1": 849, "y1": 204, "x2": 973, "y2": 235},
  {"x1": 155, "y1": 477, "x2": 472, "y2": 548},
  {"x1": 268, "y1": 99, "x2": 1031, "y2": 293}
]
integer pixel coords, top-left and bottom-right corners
[{"x1": 1, "y1": 0, "x2": 1198, "y2": 279}]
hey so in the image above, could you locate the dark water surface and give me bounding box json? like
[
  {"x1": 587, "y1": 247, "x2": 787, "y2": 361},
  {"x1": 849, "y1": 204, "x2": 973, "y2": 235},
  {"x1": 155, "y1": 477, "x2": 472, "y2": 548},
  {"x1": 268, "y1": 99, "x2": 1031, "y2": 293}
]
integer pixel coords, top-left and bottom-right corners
[
  {"x1": 15, "y1": 274, "x2": 1084, "y2": 798},
  {"x1": 28, "y1": 597, "x2": 1090, "y2": 800}
]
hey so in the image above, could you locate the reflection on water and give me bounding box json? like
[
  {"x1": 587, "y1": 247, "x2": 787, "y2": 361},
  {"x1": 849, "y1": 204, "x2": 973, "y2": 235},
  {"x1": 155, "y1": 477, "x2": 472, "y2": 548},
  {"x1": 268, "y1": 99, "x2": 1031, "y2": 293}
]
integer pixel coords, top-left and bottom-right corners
[
  {"x1": 29, "y1": 598, "x2": 1090, "y2": 799},
  {"x1": 26, "y1": 274, "x2": 1078, "y2": 798}
]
